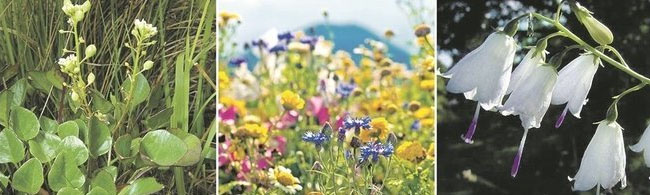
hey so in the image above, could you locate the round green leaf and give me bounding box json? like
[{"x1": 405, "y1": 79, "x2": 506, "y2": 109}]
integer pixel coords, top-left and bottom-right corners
[
  {"x1": 11, "y1": 107, "x2": 40, "y2": 141},
  {"x1": 114, "y1": 135, "x2": 133, "y2": 158},
  {"x1": 174, "y1": 133, "x2": 202, "y2": 166},
  {"x1": 117, "y1": 177, "x2": 163, "y2": 195},
  {"x1": 91, "y1": 169, "x2": 116, "y2": 195},
  {"x1": 0, "y1": 128, "x2": 24, "y2": 163},
  {"x1": 58, "y1": 136, "x2": 89, "y2": 165},
  {"x1": 39, "y1": 116, "x2": 58, "y2": 134},
  {"x1": 12, "y1": 158, "x2": 44, "y2": 194},
  {"x1": 48, "y1": 152, "x2": 85, "y2": 191},
  {"x1": 122, "y1": 74, "x2": 150, "y2": 110},
  {"x1": 0, "y1": 91, "x2": 12, "y2": 127},
  {"x1": 57, "y1": 121, "x2": 79, "y2": 138},
  {"x1": 140, "y1": 130, "x2": 186, "y2": 166},
  {"x1": 58, "y1": 187, "x2": 83, "y2": 195},
  {"x1": 87, "y1": 187, "x2": 110, "y2": 195},
  {"x1": 28, "y1": 132, "x2": 62, "y2": 163},
  {"x1": 88, "y1": 117, "x2": 112, "y2": 158}
]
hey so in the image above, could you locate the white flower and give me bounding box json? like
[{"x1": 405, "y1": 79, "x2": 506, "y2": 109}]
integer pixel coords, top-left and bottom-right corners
[
  {"x1": 228, "y1": 65, "x2": 260, "y2": 101},
  {"x1": 501, "y1": 64, "x2": 557, "y2": 130},
  {"x1": 268, "y1": 166, "x2": 302, "y2": 194},
  {"x1": 507, "y1": 48, "x2": 547, "y2": 94},
  {"x1": 443, "y1": 32, "x2": 517, "y2": 110},
  {"x1": 58, "y1": 54, "x2": 79, "y2": 75},
  {"x1": 62, "y1": 0, "x2": 90, "y2": 23},
  {"x1": 442, "y1": 32, "x2": 517, "y2": 143},
  {"x1": 551, "y1": 53, "x2": 600, "y2": 127},
  {"x1": 630, "y1": 124, "x2": 650, "y2": 167},
  {"x1": 313, "y1": 39, "x2": 333, "y2": 57},
  {"x1": 132, "y1": 19, "x2": 158, "y2": 40},
  {"x1": 571, "y1": 120, "x2": 626, "y2": 191}
]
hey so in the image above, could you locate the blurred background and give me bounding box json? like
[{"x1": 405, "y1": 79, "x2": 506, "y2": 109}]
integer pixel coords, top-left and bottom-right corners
[
  {"x1": 219, "y1": 0, "x2": 434, "y2": 65},
  {"x1": 437, "y1": 0, "x2": 650, "y2": 194}
]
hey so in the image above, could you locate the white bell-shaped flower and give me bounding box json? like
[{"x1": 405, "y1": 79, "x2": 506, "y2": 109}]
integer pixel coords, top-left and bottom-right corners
[
  {"x1": 442, "y1": 32, "x2": 517, "y2": 143},
  {"x1": 507, "y1": 48, "x2": 546, "y2": 94},
  {"x1": 629, "y1": 124, "x2": 650, "y2": 167},
  {"x1": 571, "y1": 120, "x2": 626, "y2": 191},
  {"x1": 501, "y1": 64, "x2": 557, "y2": 130},
  {"x1": 551, "y1": 53, "x2": 600, "y2": 128},
  {"x1": 500, "y1": 64, "x2": 557, "y2": 177}
]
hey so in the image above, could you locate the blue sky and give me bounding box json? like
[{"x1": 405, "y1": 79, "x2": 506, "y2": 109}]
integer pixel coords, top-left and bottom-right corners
[{"x1": 219, "y1": 0, "x2": 434, "y2": 54}]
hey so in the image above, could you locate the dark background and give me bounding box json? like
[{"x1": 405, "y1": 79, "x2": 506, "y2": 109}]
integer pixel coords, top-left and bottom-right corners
[{"x1": 438, "y1": 0, "x2": 650, "y2": 194}]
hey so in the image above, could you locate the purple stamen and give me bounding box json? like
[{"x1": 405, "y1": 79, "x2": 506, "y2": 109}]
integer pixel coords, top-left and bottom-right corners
[
  {"x1": 555, "y1": 106, "x2": 569, "y2": 128},
  {"x1": 461, "y1": 104, "x2": 481, "y2": 144},
  {"x1": 511, "y1": 129, "x2": 529, "y2": 177}
]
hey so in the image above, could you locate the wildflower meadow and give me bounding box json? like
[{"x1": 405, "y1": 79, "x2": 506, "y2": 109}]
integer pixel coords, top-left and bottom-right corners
[
  {"x1": 218, "y1": 3, "x2": 436, "y2": 194},
  {"x1": 439, "y1": 0, "x2": 650, "y2": 194}
]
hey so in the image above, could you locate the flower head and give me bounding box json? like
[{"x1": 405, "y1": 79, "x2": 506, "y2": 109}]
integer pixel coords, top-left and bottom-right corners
[
  {"x1": 630, "y1": 124, "x2": 650, "y2": 167},
  {"x1": 132, "y1": 19, "x2": 158, "y2": 41},
  {"x1": 62, "y1": 0, "x2": 90, "y2": 23},
  {"x1": 551, "y1": 53, "x2": 600, "y2": 127},
  {"x1": 58, "y1": 54, "x2": 80, "y2": 76},
  {"x1": 571, "y1": 120, "x2": 626, "y2": 191},
  {"x1": 302, "y1": 131, "x2": 330, "y2": 148},
  {"x1": 228, "y1": 56, "x2": 246, "y2": 67},
  {"x1": 235, "y1": 123, "x2": 268, "y2": 143},
  {"x1": 269, "y1": 166, "x2": 302, "y2": 194},
  {"x1": 501, "y1": 64, "x2": 557, "y2": 130},
  {"x1": 359, "y1": 117, "x2": 391, "y2": 142},
  {"x1": 336, "y1": 82, "x2": 356, "y2": 98},
  {"x1": 396, "y1": 141, "x2": 427, "y2": 164},
  {"x1": 359, "y1": 142, "x2": 393, "y2": 163},
  {"x1": 343, "y1": 116, "x2": 371, "y2": 133},
  {"x1": 280, "y1": 90, "x2": 305, "y2": 110}
]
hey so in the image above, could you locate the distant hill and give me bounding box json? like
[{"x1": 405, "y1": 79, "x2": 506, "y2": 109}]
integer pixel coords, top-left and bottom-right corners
[{"x1": 242, "y1": 23, "x2": 412, "y2": 69}]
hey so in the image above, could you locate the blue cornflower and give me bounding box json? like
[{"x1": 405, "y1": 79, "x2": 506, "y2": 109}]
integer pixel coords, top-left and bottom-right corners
[
  {"x1": 269, "y1": 44, "x2": 287, "y2": 53},
  {"x1": 411, "y1": 120, "x2": 421, "y2": 131},
  {"x1": 278, "y1": 31, "x2": 294, "y2": 42},
  {"x1": 251, "y1": 39, "x2": 267, "y2": 48},
  {"x1": 359, "y1": 142, "x2": 392, "y2": 163},
  {"x1": 228, "y1": 57, "x2": 246, "y2": 66},
  {"x1": 302, "y1": 131, "x2": 330, "y2": 147},
  {"x1": 336, "y1": 82, "x2": 356, "y2": 98},
  {"x1": 300, "y1": 36, "x2": 318, "y2": 49},
  {"x1": 344, "y1": 150, "x2": 352, "y2": 160},
  {"x1": 343, "y1": 116, "x2": 371, "y2": 134},
  {"x1": 337, "y1": 127, "x2": 346, "y2": 143}
]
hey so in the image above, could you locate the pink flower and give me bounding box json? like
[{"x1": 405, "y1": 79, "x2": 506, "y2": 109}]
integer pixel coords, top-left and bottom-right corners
[
  {"x1": 218, "y1": 139, "x2": 231, "y2": 167},
  {"x1": 335, "y1": 112, "x2": 349, "y2": 131},
  {"x1": 272, "y1": 136, "x2": 287, "y2": 155},
  {"x1": 276, "y1": 110, "x2": 299, "y2": 129},
  {"x1": 307, "y1": 97, "x2": 330, "y2": 125},
  {"x1": 219, "y1": 106, "x2": 237, "y2": 125}
]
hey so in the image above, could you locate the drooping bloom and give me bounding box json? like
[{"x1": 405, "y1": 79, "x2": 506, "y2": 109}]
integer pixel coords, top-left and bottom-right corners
[
  {"x1": 551, "y1": 53, "x2": 600, "y2": 128},
  {"x1": 442, "y1": 32, "x2": 517, "y2": 143},
  {"x1": 571, "y1": 121, "x2": 626, "y2": 191},
  {"x1": 500, "y1": 64, "x2": 557, "y2": 177},
  {"x1": 629, "y1": 124, "x2": 650, "y2": 167},
  {"x1": 269, "y1": 166, "x2": 303, "y2": 194},
  {"x1": 507, "y1": 48, "x2": 547, "y2": 94}
]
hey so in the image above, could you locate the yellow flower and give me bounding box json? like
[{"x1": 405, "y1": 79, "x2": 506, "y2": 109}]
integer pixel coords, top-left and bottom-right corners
[
  {"x1": 414, "y1": 107, "x2": 433, "y2": 120},
  {"x1": 280, "y1": 90, "x2": 305, "y2": 110},
  {"x1": 360, "y1": 117, "x2": 391, "y2": 142},
  {"x1": 220, "y1": 97, "x2": 247, "y2": 115},
  {"x1": 421, "y1": 56, "x2": 435, "y2": 71},
  {"x1": 421, "y1": 118, "x2": 434, "y2": 128},
  {"x1": 235, "y1": 124, "x2": 268, "y2": 143},
  {"x1": 219, "y1": 11, "x2": 240, "y2": 24},
  {"x1": 427, "y1": 143, "x2": 435, "y2": 159},
  {"x1": 219, "y1": 71, "x2": 230, "y2": 90},
  {"x1": 420, "y1": 79, "x2": 435, "y2": 90},
  {"x1": 269, "y1": 166, "x2": 302, "y2": 194},
  {"x1": 228, "y1": 139, "x2": 246, "y2": 161},
  {"x1": 360, "y1": 57, "x2": 376, "y2": 68},
  {"x1": 396, "y1": 141, "x2": 427, "y2": 164}
]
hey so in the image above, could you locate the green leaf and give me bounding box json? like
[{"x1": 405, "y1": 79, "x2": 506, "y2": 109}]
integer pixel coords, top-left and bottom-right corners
[
  {"x1": 203, "y1": 147, "x2": 216, "y2": 160},
  {"x1": 0, "y1": 172, "x2": 8, "y2": 192},
  {"x1": 0, "y1": 128, "x2": 25, "y2": 163},
  {"x1": 143, "y1": 108, "x2": 173, "y2": 130},
  {"x1": 171, "y1": 130, "x2": 202, "y2": 166},
  {"x1": 48, "y1": 152, "x2": 85, "y2": 191},
  {"x1": 91, "y1": 90, "x2": 113, "y2": 113},
  {"x1": 58, "y1": 136, "x2": 89, "y2": 166},
  {"x1": 39, "y1": 116, "x2": 59, "y2": 134},
  {"x1": 122, "y1": 74, "x2": 150, "y2": 111},
  {"x1": 8, "y1": 78, "x2": 28, "y2": 107},
  {"x1": 75, "y1": 119, "x2": 89, "y2": 144},
  {"x1": 88, "y1": 117, "x2": 112, "y2": 158},
  {"x1": 28, "y1": 132, "x2": 62, "y2": 163},
  {"x1": 58, "y1": 187, "x2": 83, "y2": 195},
  {"x1": 0, "y1": 91, "x2": 12, "y2": 127},
  {"x1": 12, "y1": 158, "x2": 44, "y2": 194},
  {"x1": 87, "y1": 187, "x2": 110, "y2": 195},
  {"x1": 140, "y1": 130, "x2": 187, "y2": 166},
  {"x1": 114, "y1": 134, "x2": 133, "y2": 158},
  {"x1": 58, "y1": 121, "x2": 79, "y2": 139},
  {"x1": 27, "y1": 71, "x2": 53, "y2": 93},
  {"x1": 46, "y1": 70, "x2": 64, "y2": 90},
  {"x1": 117, "y1": 177, "x2": 163, "y2": 195},
  {"x1": 90, "y1": 169, "x2": 116, "y2": 194},
  {"x1": 11, "y1": 106, "x2": 40, "y2": 141}
]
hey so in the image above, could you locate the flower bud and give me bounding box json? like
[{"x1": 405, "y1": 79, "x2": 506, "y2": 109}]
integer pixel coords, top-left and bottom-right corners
[
  {"x1": 143, "y1": 60, "x2": 154, "y2": 71},
  {"x1": 87, "y1": 73, "x2": 95, "y2": 85},
  {"x1": 350, "y1": 137, "x2": 361, "y2": 148},
  {"x1": 414, "y1": 24, "x2": 431, "y2": 37},
  {"x1": 571, "y1": 2, "x2": 613, "y2": 45},
  {"x1": 503, "y1": 18, "x2": 520, "y2": 37},
  {"x1": 71, "y1": 91, "x2": 79, "y2": 102},
  {"x1": 312, "y1": 161, "x2": 323, "y2": 171},
  {"x1": 387, "y1": 133, "x2": 397, "y2": 145},
  {"x1": 78, "y1": 37, "x2": 85, "y2": 44},
  {"x1": 85, "y1": 44, "x2": 96, "y2": 58}
]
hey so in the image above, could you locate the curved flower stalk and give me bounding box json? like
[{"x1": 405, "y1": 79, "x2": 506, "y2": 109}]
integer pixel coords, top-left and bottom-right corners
[
  {"x1": 571, "y1": 120, "x2": 626, "y2": 191},
  {"x1": 443, "y1": 32, "x2": 517, "y2": 143},
  {"x1": 551, "y1": 53, "x2": 600, "y2": 127},
  {"x1": 630, "y1": 124, "x2": 650, "y2": 167},
  {"x1": 500, "y1": 64, "x2": 557, "y2": 177}
]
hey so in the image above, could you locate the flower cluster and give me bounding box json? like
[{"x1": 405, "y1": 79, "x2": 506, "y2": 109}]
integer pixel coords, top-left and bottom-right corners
[
  {"x1": 359, "y1": 142, "x2": 394, "y2": 163},
  {"x1": 132, "y1": 19, "x2": 158, "y2": 41},
  {"x1": 61, "y1": 0, "x2": 90, "y2": 24}
]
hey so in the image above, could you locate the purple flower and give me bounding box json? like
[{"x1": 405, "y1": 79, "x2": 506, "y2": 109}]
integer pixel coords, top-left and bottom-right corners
[
  {"x1": 343, "y1": 116, "x2": 371, "y2": 134},
  {"x1": 251, "y1": 39, "x2": 267, "y2": 48},
  {"x1": 359, "y1": 142, "x2": 393, "y2": 163},
  {"x1": 337, "y1": 127, "x2": 346, "y2": 143},
  {"x1": 411, "y1": 120, "x2": 421, "y2": 131},
  {"x1": 269, "y1": 44, "x2": 287, "y2": 53},
  {"x1": 336, "y1": 82, "x2": 356, "y2": 98},
  {"x1": 228, "y1": 57, "x2": 246, "y2": 66},
  {"x1": 302, "y1": 131, "x2": 330, "y2": 148},
  {"x1": 278, "y1": 31, "x2": 294, "y2": 42},
  {"x1": 300, "y1": 36, "x2": 318, "y2": 49}
]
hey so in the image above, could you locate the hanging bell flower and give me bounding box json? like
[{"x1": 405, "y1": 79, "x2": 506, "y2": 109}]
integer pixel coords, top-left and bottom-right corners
[
  {"x1": 507, "y1": 39, "x2": 548, "y2": 95},
  {"x1": 551, "y1": 53, "x2": 600, "y2": 128}
]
